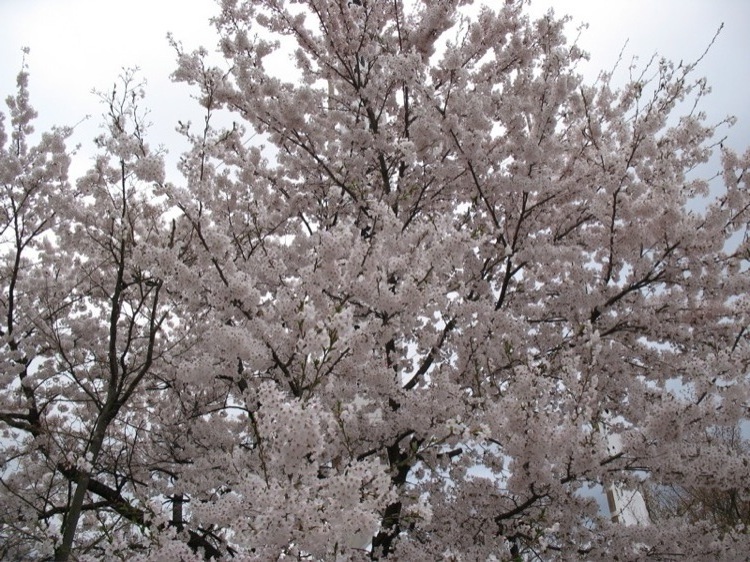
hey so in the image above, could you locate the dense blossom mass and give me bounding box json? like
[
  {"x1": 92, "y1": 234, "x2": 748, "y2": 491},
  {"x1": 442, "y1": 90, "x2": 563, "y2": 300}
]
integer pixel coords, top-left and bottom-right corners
[{"x1": 1, "y1": 0, "x2": 749, "y2": 560}]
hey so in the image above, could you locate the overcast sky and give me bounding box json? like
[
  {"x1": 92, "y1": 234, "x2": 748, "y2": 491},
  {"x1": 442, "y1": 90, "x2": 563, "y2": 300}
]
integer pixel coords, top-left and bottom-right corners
[{"x1": 1, "y1": 0, "x2": 749, "y2": 179}]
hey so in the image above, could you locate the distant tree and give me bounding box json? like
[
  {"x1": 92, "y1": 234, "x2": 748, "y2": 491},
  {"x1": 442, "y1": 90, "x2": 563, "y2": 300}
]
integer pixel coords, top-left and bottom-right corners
[
  {"x1": 645, "y1": 425, "x2": 750, "y2": 533},
  {"x1": 1, "y1": 1, "x2": 749, "y2": 560}
]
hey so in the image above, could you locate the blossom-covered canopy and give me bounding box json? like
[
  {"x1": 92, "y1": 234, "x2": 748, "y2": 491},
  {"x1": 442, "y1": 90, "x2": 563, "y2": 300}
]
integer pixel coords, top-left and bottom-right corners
[{"x1": 1, "y1": 1, "x2": 748, "y2": 560}]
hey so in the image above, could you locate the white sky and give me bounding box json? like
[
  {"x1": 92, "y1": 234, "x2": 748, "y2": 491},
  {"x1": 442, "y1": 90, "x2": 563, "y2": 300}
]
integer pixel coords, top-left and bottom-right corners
[{"x1": 1, "y1": 0, "x2": 749, "y2": 177}]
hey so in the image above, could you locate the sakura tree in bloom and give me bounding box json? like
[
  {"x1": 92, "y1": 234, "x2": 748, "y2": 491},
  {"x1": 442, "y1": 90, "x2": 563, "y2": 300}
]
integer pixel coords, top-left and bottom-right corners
[{"x1": 2, "y1": 0, "x2": 750, "y2": 560}]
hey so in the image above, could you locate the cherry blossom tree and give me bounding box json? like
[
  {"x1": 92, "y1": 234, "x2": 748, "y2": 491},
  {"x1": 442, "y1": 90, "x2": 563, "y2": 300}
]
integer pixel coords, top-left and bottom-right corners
[
  {"x1": 0, "y1": 66, "x2": 204, "y2": 560},
  {"x1": 2, "y1": 0, "x2": 750, "y2": 560}
]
